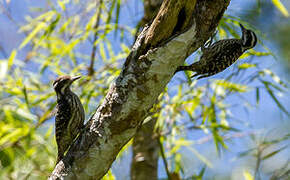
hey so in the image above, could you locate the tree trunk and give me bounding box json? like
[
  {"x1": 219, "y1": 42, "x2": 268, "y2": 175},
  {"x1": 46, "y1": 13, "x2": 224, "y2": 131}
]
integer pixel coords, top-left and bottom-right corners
[
  {"x1": 130, "y1": 119, "x2": 159, "y2": 180},
  {"x1": 130, "y1": 1, "x2": 162, "y2": 179},
  {"x1": 49, "y1": 0, "x2": 230, "y2": 179}
]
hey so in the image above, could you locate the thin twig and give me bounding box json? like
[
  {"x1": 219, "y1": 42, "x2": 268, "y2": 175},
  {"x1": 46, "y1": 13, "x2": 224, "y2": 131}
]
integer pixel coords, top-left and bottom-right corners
[
  {"x1": 158, "y1": 137, "x2": 172, "y2": 180},
  {"x1": 88, "y1": 0, "x2": 103, "y2": 76},
  {"x1": 254, "y1": 145, "x2": 265, "y2": 180}
]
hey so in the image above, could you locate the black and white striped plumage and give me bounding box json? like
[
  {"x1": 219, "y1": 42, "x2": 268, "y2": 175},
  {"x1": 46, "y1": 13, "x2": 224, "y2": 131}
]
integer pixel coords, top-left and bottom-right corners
[
  {"x1": 53, "y1": 75, "x2": 84, "y2": 163},
  {"x1": 175, "y1": 23, "x2": 257, "y2": 79}
]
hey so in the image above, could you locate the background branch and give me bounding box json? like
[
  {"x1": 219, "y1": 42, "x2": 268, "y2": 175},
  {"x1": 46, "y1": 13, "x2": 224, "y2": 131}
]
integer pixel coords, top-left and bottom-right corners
[{"x1": 88, "y1": 0, "x2": 103, "y2": 76}]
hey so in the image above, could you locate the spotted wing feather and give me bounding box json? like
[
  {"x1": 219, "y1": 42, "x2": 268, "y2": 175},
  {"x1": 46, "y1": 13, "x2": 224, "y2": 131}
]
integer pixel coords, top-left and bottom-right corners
[{"x1": 195, "y1": 39, "x2": 244, "y2": 78}]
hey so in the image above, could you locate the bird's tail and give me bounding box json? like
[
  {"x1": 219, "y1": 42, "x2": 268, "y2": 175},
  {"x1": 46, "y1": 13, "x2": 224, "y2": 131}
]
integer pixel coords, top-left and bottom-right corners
[{"x1": 174, "y1": 62, "x2": 199, "y2": 74}]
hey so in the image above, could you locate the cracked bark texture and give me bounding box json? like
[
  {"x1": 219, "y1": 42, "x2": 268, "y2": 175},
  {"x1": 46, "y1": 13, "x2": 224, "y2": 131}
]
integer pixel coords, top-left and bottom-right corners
[{"x1": 49, "y1": 0, "x2": 230, "y2": 179}]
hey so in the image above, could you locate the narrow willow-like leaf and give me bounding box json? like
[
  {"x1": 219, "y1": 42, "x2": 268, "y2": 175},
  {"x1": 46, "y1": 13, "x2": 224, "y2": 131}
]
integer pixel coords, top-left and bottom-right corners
[
  {"x1": 262, "y1": 80, "x2": 289, "y2": 116},
  {"x1": 114, "y1": 0, "x2": 121, "y2": 37},
  {"x1": 0, "y1": 127, "x2": 28, "y2": 146},
  {"x1": 214, "y1": 80, "x2": 249, "y2": 93},
  {"x1": 243, "y1": 170, "x2": 254, "y2": 180},
  {"x1": 19, "y1": 22, "x2": 46, "y2": 49},
  {"x1": 188, "y1": 147, "x2": 213, "y2": 168},
  {"x1": 238, "y1": 63, "x2": 256, "y2": 69},
  {"x1": 106, "y1": 0, "x2": 116, "y2": 25},
  {"x1": 262, "y1": 145, "x2": 288, "y2": 160},
  {"x1": 256, "y1": 87, "x2": 260, "y2": 105},
  {"x1": 271, "y1": 0, "x2": 289, "y2": 17},
  {"x1": 8, "y1": 49, "x2": 17, "y2": 69},
  {"x1": 22, "y1": 86, "x2": 30, "y2": 110}
]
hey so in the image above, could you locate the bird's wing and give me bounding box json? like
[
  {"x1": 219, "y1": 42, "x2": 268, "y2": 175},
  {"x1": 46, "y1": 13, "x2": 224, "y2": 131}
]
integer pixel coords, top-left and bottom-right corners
[{"x1": 201, "y1": 39, "x2": 242, "y2": 63}]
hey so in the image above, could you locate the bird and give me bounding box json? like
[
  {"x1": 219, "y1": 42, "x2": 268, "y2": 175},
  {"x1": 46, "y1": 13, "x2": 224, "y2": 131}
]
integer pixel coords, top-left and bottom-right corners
[
  {"x1": 175, "y1": 23, "x2": 257, "y2": 79},
  {"x1": 53, "y1": 75, "x2": 85, "y2": 163}
]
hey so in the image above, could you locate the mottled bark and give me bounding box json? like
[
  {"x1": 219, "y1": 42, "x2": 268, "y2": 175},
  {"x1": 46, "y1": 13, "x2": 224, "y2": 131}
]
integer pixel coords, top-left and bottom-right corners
[{"x1": 49, "y1": 0, "x2": 230, "y2": 179}]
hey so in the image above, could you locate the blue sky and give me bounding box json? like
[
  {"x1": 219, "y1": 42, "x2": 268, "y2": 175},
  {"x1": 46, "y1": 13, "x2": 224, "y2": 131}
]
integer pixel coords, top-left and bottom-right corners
[{"x1": 0, "y1": 0, "x2": 289, "y2": 179}]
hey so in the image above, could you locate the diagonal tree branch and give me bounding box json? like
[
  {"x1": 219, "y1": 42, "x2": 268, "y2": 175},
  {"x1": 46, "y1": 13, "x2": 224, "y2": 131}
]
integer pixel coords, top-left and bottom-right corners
[{"x1": 49, "y1": 0, "x2": 230, "y2": 179}]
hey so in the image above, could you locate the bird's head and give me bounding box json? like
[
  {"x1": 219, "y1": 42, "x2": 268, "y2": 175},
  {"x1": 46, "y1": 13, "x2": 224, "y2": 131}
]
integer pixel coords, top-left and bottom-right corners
[
  {"x1": 53, "y1": 75, "x2": 81, "y2": 95},
  {"x1": 240, "y1": 23, "x2": 257, "y2": 50}
]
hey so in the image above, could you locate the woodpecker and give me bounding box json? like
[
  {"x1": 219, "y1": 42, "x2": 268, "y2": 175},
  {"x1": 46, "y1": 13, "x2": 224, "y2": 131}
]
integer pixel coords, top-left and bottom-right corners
[
  {"x1": 175, "y1": 23, "x2": 257, "y2": 79},
  {"x1": 53, "y1": 75, "x2": 85, "y2": 163}
]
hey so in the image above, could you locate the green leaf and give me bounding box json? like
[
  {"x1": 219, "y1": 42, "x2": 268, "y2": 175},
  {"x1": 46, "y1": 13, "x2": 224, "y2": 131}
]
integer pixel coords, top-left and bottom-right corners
[
  {"x1": 39, "y1": 102, "x2": 56, "y2": 124},
  {"x1": 8, "y1": 49, "x2": 17, "y2": 68},
  {"x1": 262, "y1": 80, "x2": 289, "y2": 116},
  {"x1": 0, "y1": 127, "x2": 29, "y2": 146},
  {"x1": 170, "y1": 139, "x2": 193, "y2": 154},
  {"x1": 58, "y1": 0, "x2": 69, "y2": 11},
  {"x1": 271, "y1": 0, "x2": 289, "y2": 17},
  {"x1": 43, "y1": 13, "x2": 61, "y2": 37},
  {"x1": 243, "y1": 170, "x2": 254, "y2": 180},
  {"x1": 85, "y1": 12, "x2": 97, "y2": 31},
  {"x1": 237, "y1": 148, "x2": 255, "y2": 158},
  {"x1": 261, "y1": 69, "x2": 288, "y2": 89},
  {"x1": 250, "y1": 50, "x2": 272, "y2": 57},
  {"x1": 45, "y1": 125, "x2": 54, "y2": 139},
  {"x1": 214, "y1": 80, "x2": 249, "y2": 93},
  {"x1": 99, "y1": 42, "x2": 107, "y2": 61},
  {"x1": 197, "y1": 166, "x2": 206, "y2": 179},
  {"x1": 106, "y1": 0, "x2": 116, "y2": 24},
  {"x1": 223, "y1": 22, "x2": 240, "y2": 39},
  {"x1": 120, "y1": 43, "x2": 130, "y2": 54},
  {"x1": 0, "y1": 148, "x2": 14, "y2": 167},
  {"x1": 262, "y1": 145, "x2": 288, "y2": 160},
  {"x1": 16, "y1": 108, "x2": 37, "y2": 121},
  {"x1": 256, "y1": 87, "x2": 260, "y2": 105},
  {"x1": 103, "y1": 170, "x2": 116, "y2": 180},
  {"x1": 34, "y1": 10, "x2": 55, "y2": 21},
  {"x1": 174, "y1": 153, "x2": 183, "y2": 172},
  {"x1": 114, "y1": 0, "x2": 121, "y2": 37},
  {"x1": 240, "y1": 50, "x2": 271, "y2": 59},
  {"x1": 19, "y1": 22, "x2": 46, "y2": 49},
  {"x1": 59, "y1": 17, "x2": 72, "y2": 33},
  {"x1": 238, "y1": 63, "x2": 256, "y2": 69},
  {"x1": 22, "y1": 86, "x2": 30, "y2": 109},
  {"x1": 188, "y1": 147, "x2": 213, "y2": 168},
  {"x1": 3, "y1": 107, "x2": 14, "y2": 122},
  {"x1": 61, "y1": 38, "x2": 81, "y2": 57},
  {"x1": 218, "y1": 26, "x2": 227, "y2": 39}
]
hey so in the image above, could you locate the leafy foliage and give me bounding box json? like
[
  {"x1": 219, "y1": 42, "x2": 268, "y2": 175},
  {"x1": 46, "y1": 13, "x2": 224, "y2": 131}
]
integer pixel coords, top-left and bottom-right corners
[
  {"x1": 0, "y1": 0, "x2": 289, "y2": 179},
  {"x1": 0, "y1": 0, "x2": 127, "y2": 179}
]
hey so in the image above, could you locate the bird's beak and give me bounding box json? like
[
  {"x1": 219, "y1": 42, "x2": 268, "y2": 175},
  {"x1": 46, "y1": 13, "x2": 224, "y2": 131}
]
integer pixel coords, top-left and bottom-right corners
[
  {"x1": 71, "y1": 75, "x2": 81, "y2": 82},
  {"x1": 239, "y1": 23, "x2": 246, "y2": 32}
]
